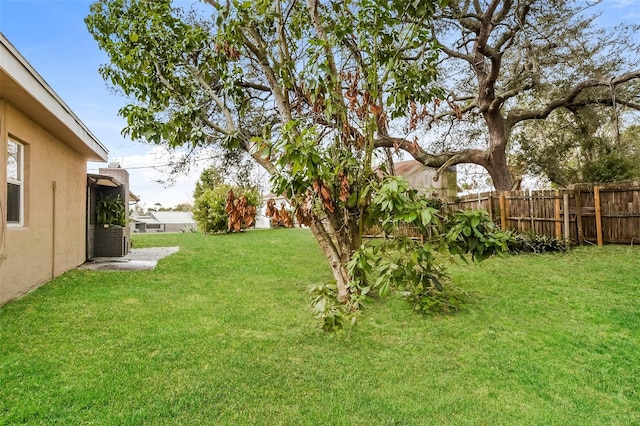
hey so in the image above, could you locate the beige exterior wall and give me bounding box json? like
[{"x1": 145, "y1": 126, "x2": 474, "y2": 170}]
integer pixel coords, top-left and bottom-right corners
[
  {"x1": 405, "y1": 167, "x2": 458, "y2": 199},
  {"x1": 1, "y1": 102, "x2": 88, "y2": 304}
]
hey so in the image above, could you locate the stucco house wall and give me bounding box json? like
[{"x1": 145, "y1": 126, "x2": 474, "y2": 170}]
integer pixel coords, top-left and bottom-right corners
[{"x1": 0, "y1": 34, "x2": 108, "y2": 305}]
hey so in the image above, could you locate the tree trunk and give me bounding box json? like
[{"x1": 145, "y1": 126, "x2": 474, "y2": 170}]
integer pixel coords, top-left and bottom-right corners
[
  {"x1": 485, "y1": 149, "x2": 516, "y2": 191},
  {"x1": 483, "y1": 109, "x2": 517, "y2": 191},
  {"x1": 308, "y1": 221, "x2": 351, "y2": 303}
]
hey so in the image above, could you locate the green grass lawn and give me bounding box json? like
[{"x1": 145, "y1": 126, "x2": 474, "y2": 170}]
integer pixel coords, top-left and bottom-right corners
[{"x1": 1, "y1": 228, "x2": 639, "y2": 424}]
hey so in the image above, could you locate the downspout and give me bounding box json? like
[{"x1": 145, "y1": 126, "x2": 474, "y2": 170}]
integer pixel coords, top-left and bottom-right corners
[
  {"x1": 0, "y1": 103, "x2": 7, "y2": 270},
  {"x1": 0, "y1": 102, "x2": 7, "y2": 281},
  {"x1": 51, "y1": 180, "x2": 56, "y2": 279},
  {"x1": 86, "y1": 182, "x2": 90, "y2": 261}
]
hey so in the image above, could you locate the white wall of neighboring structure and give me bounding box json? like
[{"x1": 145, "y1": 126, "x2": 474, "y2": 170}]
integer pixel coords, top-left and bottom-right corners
[{"x1": 131, "y1": 211, "x2": 196, "y2": 233}]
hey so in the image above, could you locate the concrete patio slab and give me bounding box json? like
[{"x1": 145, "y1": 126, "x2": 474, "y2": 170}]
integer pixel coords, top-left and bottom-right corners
[{"x1": 78, "y1": 247, "x2": 179, "y2": 271}]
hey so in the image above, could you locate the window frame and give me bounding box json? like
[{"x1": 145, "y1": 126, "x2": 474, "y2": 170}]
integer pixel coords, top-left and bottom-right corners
[{"x1": 6, "y1": 139, "x2": 24, "y2": 227}]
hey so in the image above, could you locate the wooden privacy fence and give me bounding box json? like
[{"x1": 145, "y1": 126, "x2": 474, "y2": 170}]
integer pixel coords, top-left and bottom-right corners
[{"x1": 447, "y1": 182, "x2": 640, "y2": 246}]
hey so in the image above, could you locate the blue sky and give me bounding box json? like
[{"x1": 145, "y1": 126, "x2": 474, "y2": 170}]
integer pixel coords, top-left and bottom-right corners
[
  {"x1": 1, "y1": 0, "x2": 639, "y2": 207},
  {"x1": 0, "y1": 0, "x2": 207, "y2": 208}
]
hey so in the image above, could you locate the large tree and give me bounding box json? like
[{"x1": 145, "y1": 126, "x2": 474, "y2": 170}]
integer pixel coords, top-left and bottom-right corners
[
  {"x1": 86, "y1": 0, "x2": 507, "y2": 323},
  {"x1": 407, "y1": 0, "x2": 640, "y2": 190},
  {"x1": 514, "y1": 107, "x2": 640, "y2": 186}
]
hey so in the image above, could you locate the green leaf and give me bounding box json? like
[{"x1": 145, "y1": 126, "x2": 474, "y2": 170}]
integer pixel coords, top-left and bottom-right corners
[
  {"x1": 260, "y1": 145, "x2": 271, "y2": 159},
  {"x1": 379, "y1": 281, "x2": 391, "y2": 297},
  {"x1": 471, "y1": 216, "x2": 480, "y2": 229},
  {"x1": 421, "y1": 209, "x2": 433, "y2": 225}
]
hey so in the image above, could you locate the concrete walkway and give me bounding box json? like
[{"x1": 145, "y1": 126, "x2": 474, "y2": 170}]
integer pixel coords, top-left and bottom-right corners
[{"x1": 78, "y1": 247, "x2": 180, "y2": 271}]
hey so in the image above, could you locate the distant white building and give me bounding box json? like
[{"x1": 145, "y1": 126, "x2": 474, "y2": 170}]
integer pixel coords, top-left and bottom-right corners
[{"x1": 131, "y1": 211, "x2": 196, "y2": 233}]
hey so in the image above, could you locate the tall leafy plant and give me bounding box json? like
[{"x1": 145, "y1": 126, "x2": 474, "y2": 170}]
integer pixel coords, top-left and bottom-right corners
[{"x1": 96, "y1": 193, "x2": 126, "y2": 227}]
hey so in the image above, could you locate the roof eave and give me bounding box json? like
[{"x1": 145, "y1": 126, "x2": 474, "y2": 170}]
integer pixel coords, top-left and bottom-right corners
[{"x1": 0, "y1": 32, "x2": 108, "y2": 161}]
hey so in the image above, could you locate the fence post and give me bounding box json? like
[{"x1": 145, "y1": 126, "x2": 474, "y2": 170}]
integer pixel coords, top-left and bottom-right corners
[
  {"x1": 499, "y1": 193, "x2": 507, "y2": 230},
  {"x1": 575, "y1": 188, "x2": 584, "y2": 245},
  {"x1": 487, "y1": 193, "x2": 493, "y2": 222},
  {"x1": 563, "y1": 193, "x2": 570, "y2": 247},
  {"x1": 594, "y1": 186, "x2": 603, "y2": 247},
  {"x1": 528, "y1": 189, "x2": 534, "y2": 233},
  {"x1": 554, "y1": 189, "x2": 562, "y2": 240}
]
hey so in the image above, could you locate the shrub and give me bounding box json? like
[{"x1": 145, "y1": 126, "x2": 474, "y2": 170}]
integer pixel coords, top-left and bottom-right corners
[
  {"x1": 506, "y1": 231, "x2": 567, "y2": 254},
  {"x1": 444, "y1": 209, "x2": 510, "y2": 262},
  {"x1": 581, "y1": 153, "x2": 637, "y2": 183},
  {"x1": 345, "y1": 181, "x2": 510, "y2": 320},
  {"x1": 180, "y1": 224, "x2": 198, "y2": 233},
  {"x1": 193, "y1": 184, "x2": 260, "y2": 234},
  {"x1": 309, "y1": 283, "x2": 357, "y2": 331}
]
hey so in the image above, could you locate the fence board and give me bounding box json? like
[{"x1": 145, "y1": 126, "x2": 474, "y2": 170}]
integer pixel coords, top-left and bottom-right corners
[
  {"x1": 575, "y1": 189, "x2": 584, "y2": 245},
  {"x1": 446, "y1": 182, "x2": 640, "y2": 245}
]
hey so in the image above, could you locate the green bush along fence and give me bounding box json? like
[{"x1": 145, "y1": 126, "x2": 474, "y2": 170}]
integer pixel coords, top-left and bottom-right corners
[{"x1": 447, "y1": 182, "x2": 640, "y2": 246}]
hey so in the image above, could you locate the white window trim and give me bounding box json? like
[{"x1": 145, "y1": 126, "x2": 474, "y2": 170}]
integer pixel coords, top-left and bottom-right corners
[{"x1": 7, "y1": 139, "x2": 24, "y2": 227}]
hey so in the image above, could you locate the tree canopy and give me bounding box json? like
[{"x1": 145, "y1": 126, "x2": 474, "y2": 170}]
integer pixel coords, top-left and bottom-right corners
[
  {"x1": 87, "y1": 0, "x2": 509, "y2": 327},
  {"x1": 515, "y1": 109, "x2": 640, "y2": 186},
  {"x1": 418, "y1": 0, "x2": 640, "y2": 189}
]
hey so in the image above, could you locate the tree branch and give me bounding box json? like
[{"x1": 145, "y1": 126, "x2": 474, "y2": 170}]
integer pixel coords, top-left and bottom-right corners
[
  {"x1": 492, "y1": 0, "x2": 514, "y2": 25},
  {"x1": 374, "y1": 136, "x2": 489, "y2": 169},
  {"x1": 491, "y1": 80, "x2": 536, "y2": 110},
  {"x1": 508, "y1": 70, "x2": 640, "y2": 124},
  {"x1": 447, "y1": 0, "x2": 483, "y2": 30},
  {"x1": 493, "y1": 2, "x2": 530, "y2": 51},
  {"x1": 427, "y1": 102, "x2": 478, "y2": 128},
  {"x1": 187, "y1": 65, "x2": 237, "y2": 133},
  {"x1": 305, "y1": 0, "x2": 339, "y2": 78},
  {"x1": 436, "y1": 41, "x2": 475, "y2": 63},
  {"x1": 201, "y1": 0, "x2": 221, "y2": 8},
  {"x1": 237, "y1": 80, "x2": 272, "y2": 92},
  {"x1": 241, "y1": 28, "x2": 293, "y2": 122}
]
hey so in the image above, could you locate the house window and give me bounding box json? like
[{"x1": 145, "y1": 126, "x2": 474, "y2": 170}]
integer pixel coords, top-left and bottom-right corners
[
  {"x1": 6, "y1": 139, "x2": 24, "y2": 226},
  {"x1": 146, "y1": 223, "x2": 161, "y2": 232}
]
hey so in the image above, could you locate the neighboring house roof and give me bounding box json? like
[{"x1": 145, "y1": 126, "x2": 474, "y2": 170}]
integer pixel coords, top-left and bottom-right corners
[
  {"x1": 130, "y1": 215, "x2": 159, "y2": 225},
  {"x1": 394, "y1": 160, "x2": 426, "y2": 178},
  {"x1": 0, "y1": 32, "x2": 108, "y2": 161},
  {"x1": 146, "y1": 211, "x2": 195, "y2": 225},
  {"x1": 383, "y1": 160, "x2": 457, "y2": 177},
  {"x1": 393, "y1": 160, "x2": 456, "y2": 176}
]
